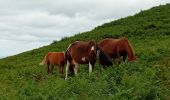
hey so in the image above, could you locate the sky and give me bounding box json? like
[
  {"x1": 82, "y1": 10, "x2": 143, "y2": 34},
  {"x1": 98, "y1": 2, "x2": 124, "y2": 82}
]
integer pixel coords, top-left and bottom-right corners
[{"x1": 0, "y1": 0, "x2": 169, "y2": 58}]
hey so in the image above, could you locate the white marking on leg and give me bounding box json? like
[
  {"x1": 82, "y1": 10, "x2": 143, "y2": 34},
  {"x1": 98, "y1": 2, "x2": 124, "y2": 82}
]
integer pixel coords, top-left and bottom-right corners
[
  {"x1": 74, "y1": 64, "x2": 78, "y2": 76},
  {"x1": 89, "y1": 62, "x2": 92, "y2": 74},
  {"x1": 91, "y1": 46, "x2": 94, "y2": 51},
  {"x1": 82, "y1": 57, "x2": 86, "y2": 62},
  {"x1": 65, "y1": 60, "x2": 70, "y2": 80}
]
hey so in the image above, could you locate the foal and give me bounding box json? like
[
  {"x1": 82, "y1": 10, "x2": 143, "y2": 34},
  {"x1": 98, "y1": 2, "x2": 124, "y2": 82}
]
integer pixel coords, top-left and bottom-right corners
[{"x1": 39, "y1": 52, "x2": 65, "y2": 77}]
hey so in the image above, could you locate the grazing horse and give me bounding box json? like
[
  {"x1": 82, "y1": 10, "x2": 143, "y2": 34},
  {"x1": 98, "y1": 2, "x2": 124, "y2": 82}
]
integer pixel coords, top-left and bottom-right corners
[
  {"x1": 39, "y1": 52, "x2": 65, "y2": 77},
  {"x1": 99, "y1": 37, "x2": 137, "y2": 65},
  {"x1": 65, "y1": 41, "x2": 113, "y2": 80}
]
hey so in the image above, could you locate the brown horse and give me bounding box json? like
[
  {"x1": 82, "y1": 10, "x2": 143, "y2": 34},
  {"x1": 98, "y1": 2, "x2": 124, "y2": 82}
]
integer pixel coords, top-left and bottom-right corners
[
  {"x1": 99, "y1": 37, "x2": 137, "y2": 65},
  {"x1": 65, "y1": 41, "x2": 113, "y2": 79},
  {"x1": 39, "y1": 52, "x2": 65, "y2": 77}
]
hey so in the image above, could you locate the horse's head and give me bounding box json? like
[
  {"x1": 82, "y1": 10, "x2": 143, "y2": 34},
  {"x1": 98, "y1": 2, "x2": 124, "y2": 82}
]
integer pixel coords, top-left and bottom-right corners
[
  {"x1": 128, "y1": 54, "x2": 137, "y2": 62},
  {"x1": 87, "y1": 41, "x2": 97, "y2": 56}
]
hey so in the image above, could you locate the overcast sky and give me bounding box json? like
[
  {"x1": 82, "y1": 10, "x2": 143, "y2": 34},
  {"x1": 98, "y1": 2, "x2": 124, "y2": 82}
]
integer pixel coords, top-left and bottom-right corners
[{"x1": 0, "y1": 0, "x2": 169, "y2": 58}]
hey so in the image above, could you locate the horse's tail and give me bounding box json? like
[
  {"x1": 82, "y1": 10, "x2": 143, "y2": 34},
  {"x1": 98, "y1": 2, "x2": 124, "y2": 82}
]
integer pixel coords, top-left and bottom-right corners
[
  {"x1": 65, "y1": 45, "x2": 74, "y2": 74},
  {"x1": 97, "y1": 46, "x2": 113, "y2": 67},
  {"x1": 65, "y1": 44, "x2": 73, "y2": 63},
  {"x1": 39, "y1": 54, "x2": 47, "y2": 66}
]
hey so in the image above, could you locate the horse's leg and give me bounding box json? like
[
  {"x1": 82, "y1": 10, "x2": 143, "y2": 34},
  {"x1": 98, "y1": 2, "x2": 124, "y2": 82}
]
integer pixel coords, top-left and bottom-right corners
[
  {"x1": 69, "y1": 63, "x2": 75, "y2": 75},
  {"x1": 49, "y1": 64, "x2": 54, "y2": 74},
  {"x1": 116, "y1": 52, "x2": 121, "y2": 65},
  {"x1": 65, "y1": 60, "x2": 70, "y2": 80},
  {"x1": 123, "y1": 55, "x2": 127, "y2": 62},
  {"x1": 114, "y1": 58, "x2": 120, "y2": 65},
  {"x1": 58, "y1": 65, "x2": 63, "y2": 78},
  {"x1": 61, "y1": 65, "x2": 63, "y2": 74},
  {"x1": 47, "y1": 63, "x2": 50, "y2": 74},
  {"x1": 74, "y1": 63, "x2": 78, "y2": 76},
  {"x1": 113, "y1": 59, "x2": 117, "y2": 64},
  {"x1": 118, "y1": 58, "x2": 121, "y2": 64},
  {"x1": 89, "y1": 62, "x2": 93, "y2": 75},
  {"x1": 95, "y1": 61, "x2": 101, "y2": 80}
]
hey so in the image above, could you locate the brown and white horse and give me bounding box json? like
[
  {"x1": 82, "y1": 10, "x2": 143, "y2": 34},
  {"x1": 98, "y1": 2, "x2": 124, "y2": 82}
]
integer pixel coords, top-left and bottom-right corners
[
  {"x1": 39, "y1": 52, "x2": 65, "y2": 77},
  {"x1": 65, "y1": 41, "x2": 113, "y2": 79},
  {"x1": 99, "y1": 37, "x2": 137, "y2": 65}
]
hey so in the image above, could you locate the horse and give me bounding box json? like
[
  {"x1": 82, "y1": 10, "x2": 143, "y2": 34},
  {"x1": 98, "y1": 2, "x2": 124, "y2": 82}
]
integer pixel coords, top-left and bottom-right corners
[
  {"x1": 98, "y1": 37, "x2": 137, "y2": 65},
  {"x1": 65, "y1": 41, "x2": 113, "y2": 80},
  {"x1": 39, "y1": 52, "x2": 65, "y2": 77}
]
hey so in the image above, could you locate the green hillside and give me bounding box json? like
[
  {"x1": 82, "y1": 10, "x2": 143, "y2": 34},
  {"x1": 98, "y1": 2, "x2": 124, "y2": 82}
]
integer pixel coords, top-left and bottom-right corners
[{"x1": 0, "y1": 4, "x2": 170, "y2": 100}]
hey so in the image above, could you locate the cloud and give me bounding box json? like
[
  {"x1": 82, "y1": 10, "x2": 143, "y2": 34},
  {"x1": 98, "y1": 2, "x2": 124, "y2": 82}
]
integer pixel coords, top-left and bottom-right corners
[
  {"x1": 0, "y1": 0, "x2": 169, "y2": 58},
  {"x1": 0, "y1": 39, "x2": 49, "y2": 58}
]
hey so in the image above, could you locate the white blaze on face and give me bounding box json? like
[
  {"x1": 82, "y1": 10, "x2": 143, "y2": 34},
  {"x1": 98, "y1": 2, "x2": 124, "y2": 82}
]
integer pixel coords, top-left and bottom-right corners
[
  {"x1": 82, "y1": 57, "x2": 86, "y2": 62},
  {"x1": 91, "y1": 46, "x2": 95, "y2": 51}
]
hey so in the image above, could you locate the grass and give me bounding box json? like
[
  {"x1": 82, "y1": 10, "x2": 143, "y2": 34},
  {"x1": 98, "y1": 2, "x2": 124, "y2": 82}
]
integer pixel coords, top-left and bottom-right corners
[{"x1": 0, "y1": 4, "x2": 170, "y2": 100}]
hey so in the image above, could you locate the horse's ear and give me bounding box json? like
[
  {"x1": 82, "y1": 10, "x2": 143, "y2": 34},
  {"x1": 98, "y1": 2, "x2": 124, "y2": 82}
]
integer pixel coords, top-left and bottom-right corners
[{"x1": 89, "y1": 41, "x2": 96, "y2": 46}]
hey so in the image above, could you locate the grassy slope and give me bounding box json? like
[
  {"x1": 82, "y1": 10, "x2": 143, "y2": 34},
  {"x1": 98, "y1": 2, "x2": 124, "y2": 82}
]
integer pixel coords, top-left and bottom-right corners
[{"x1": 0, "y1": 4, "x2": 170, "y2": 100}]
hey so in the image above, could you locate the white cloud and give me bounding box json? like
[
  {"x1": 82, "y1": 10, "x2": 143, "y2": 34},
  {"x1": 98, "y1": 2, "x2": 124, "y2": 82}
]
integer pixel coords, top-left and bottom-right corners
[{"x1": 0, "y1": 0, "x2": 169, "y2": 58}]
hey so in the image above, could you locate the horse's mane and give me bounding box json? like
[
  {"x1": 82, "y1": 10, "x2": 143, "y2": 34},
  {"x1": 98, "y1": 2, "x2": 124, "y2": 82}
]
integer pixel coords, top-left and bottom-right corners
[
  {"x1": 97, "y1": 46, "x2": 113, "y2": 67},
  {"x1": 121, "y1": 37, "x2": 135, "y2": 57}
]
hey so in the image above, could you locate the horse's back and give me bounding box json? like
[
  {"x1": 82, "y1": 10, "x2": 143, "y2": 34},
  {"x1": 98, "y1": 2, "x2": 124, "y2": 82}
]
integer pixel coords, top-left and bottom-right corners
[
  {"x1": 99, "y1": 37, "x2": 129, "y2": 47},
  {"x1": 47, "y1": 52, "x2": 65, "y2": 65},
  {"x1": 99, "y1": 38, "x2": 130, "y2": 58},
  {"x1": 99, "y1": 38, "x2": 118, "y2": 57},
  {"x1": 99, "y1": 38, "x2": 121, "y2": 48}
]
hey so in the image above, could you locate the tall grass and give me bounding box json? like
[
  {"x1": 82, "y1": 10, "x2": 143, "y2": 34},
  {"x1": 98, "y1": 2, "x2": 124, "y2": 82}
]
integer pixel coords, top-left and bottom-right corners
[{"x1": 0, "y1": 4, "x2": 170, "y2": 100}]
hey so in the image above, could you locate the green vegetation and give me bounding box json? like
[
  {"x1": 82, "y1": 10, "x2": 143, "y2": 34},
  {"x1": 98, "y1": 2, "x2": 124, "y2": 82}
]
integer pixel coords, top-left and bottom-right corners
[{"x1": 0, "y1": 4, "x2": 170, "y2": 100}]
